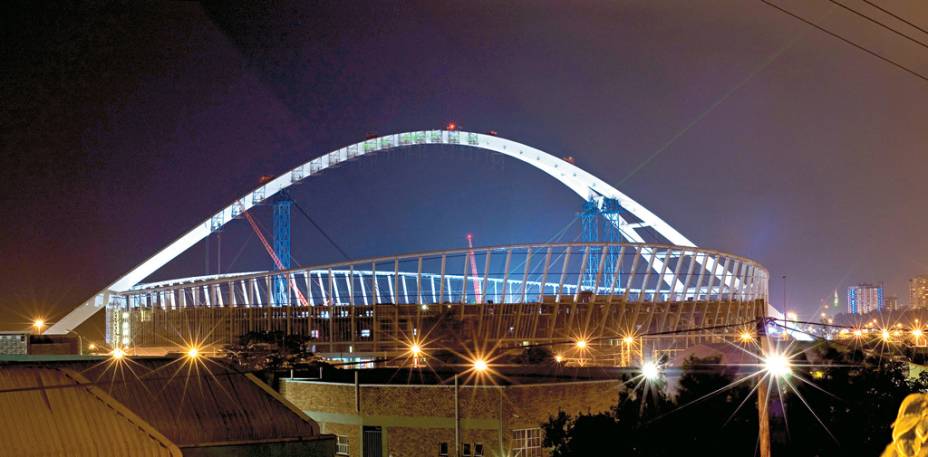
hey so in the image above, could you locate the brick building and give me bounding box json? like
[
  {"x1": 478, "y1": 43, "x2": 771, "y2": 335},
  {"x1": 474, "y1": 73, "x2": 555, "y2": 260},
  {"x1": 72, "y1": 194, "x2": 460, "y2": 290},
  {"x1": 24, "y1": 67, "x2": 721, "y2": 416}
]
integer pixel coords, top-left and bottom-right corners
[{"x1": 281, "y1": 368, "x2": 622, "y2": 457}]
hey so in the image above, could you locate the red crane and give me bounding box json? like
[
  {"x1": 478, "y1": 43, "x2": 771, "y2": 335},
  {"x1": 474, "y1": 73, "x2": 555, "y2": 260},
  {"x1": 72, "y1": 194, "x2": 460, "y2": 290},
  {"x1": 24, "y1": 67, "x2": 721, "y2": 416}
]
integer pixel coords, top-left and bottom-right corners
[{"x1": 236, "y1": 201, "x2": 309, "y2": 307}]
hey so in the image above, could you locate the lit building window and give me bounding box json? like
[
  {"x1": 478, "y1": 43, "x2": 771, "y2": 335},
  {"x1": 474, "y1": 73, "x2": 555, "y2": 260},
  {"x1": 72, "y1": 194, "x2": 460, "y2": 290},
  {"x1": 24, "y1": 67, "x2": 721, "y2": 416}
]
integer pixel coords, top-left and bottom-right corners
[
  {"x1": 337, "y1": 435, "x2": 349, "y2": 455},
  {"x1": 360, "y1": 329, "x2": 371, "y2": 338},
  {"x1": 512, "y1": 428, "x2": 543, "y2": 457}
]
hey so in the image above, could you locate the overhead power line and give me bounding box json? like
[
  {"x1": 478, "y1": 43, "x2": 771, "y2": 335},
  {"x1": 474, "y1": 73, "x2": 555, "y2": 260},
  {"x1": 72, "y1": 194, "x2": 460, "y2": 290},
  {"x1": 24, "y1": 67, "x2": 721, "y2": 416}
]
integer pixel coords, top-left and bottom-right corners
[
  {"x1": 862, "y1": 0, "x2": 928, "y2": 36},
  {"x1": 828, "y1": 0, "x2": 928, "y2": 50},
  {"x1": 760, "y1": 0, "x2": 928, "y2": 84}
]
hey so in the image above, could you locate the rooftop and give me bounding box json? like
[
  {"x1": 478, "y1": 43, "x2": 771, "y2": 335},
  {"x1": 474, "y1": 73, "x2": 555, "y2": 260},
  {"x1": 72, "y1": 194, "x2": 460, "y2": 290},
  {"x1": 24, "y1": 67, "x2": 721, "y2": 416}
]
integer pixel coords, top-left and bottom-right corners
[
  {"x1": 0, "y1": 365, "x2": 181, "y2": 456},
  {"x1": 0, "y1": 357, "x2": 324, "y2": 449}
]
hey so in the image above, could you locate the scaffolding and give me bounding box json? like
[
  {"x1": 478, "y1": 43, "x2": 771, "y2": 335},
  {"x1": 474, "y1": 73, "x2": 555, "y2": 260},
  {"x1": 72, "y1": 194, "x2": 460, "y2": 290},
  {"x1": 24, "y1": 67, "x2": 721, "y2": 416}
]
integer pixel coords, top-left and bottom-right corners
[
  {"x1": 580, "y1": 197, "x2": 622, "y2": 288},
  {"x1": 273, "y1": 194, "x2": 293, "y2": 306}
]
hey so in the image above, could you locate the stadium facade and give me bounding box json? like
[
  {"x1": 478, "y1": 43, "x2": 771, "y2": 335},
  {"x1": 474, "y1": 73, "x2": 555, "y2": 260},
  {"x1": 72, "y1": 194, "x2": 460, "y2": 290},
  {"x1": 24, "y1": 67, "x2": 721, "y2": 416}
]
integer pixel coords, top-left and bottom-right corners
[{"x1": 45, "y1": 129, "x2": 772, "y2": 364}]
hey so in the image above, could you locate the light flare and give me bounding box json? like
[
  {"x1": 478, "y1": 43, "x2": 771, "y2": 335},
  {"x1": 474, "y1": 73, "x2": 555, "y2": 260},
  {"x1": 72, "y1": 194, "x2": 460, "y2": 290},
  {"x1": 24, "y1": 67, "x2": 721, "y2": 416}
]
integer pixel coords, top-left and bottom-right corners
[
  {"x1": 473, "y1": 358, "x2": 489, "y2": 372},
  {"x1": 641, "y1": 361, "x2": 661, "y2": 381},
  {"x1": 763, "y1": 352, "x2": 792, "y2": 378}
]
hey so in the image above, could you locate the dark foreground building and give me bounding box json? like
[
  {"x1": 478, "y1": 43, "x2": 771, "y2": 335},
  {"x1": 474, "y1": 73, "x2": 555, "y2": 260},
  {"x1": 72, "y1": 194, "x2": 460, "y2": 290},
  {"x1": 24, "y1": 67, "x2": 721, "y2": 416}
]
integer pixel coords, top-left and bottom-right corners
[
  {"x1": 0, "y1": 356, "x2": 335, "y2": 456},
  {"x1": 281, "y1": 367, "x2": 623, "y2": 457}
]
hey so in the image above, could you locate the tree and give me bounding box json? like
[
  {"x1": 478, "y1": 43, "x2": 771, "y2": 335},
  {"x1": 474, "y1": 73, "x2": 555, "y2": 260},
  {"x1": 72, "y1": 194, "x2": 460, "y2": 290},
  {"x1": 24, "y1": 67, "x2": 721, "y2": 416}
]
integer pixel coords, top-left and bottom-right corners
[
  {"x1": 663, "y1": 355, "x2": 757, "y2": 456},
  {"x1": 542, "y1": 345, "x2": 928, "y2": 456},
  {"x1": 542, "y1": 372, "x2": 676, "y2": 457},
  {"x1": 778, "y1": 344, "x2": 928, "y2": 457},
  {"x1": 512, "y1": 346, "x2": 555, "y2": 365}
]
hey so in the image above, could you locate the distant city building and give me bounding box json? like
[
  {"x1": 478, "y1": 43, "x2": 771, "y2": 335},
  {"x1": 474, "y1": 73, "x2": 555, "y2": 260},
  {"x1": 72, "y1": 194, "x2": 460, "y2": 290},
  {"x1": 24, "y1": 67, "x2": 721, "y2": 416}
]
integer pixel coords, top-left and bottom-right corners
[
  {"x1": 911, "y1": 276, "x2": 928, "y2": 309},
  {"x1": 848, "y1": 284, "x2": 884, "y2": 314},
  {"x1": 885, "y1": 296, "x2": 899, "y2": 312}
]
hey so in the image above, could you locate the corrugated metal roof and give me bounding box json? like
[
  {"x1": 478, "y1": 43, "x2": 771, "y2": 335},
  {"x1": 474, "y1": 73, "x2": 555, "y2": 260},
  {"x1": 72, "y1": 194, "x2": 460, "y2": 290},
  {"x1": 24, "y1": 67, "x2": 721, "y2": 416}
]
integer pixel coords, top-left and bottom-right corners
[
  {"x1": 0, "y1": 366, "x2": 181, "y2": 457},
  {"x1": 64, "y1": 358, "x2": 321, "y2": 447}
]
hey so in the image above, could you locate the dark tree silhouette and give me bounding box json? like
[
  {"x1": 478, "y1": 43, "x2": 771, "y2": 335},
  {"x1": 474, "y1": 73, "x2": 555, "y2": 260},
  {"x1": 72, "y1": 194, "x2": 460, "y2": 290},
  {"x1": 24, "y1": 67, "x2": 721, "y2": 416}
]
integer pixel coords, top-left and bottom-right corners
[{"x1": 543, "y1": 347, "x2": 928, "y2": 456}]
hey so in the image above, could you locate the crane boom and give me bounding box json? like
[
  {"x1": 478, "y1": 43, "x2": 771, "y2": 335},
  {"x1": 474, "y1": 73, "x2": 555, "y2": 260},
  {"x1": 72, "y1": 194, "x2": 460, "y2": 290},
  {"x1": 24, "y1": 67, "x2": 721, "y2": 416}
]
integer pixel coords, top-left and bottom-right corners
[{"x1": 237, "y1": 202, "x2": 309, "y2": 307}]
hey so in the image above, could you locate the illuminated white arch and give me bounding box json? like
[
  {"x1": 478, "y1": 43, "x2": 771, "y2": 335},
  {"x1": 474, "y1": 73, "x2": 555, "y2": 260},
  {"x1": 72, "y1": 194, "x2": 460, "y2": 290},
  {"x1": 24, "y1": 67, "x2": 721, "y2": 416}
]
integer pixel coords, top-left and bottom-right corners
[{"x1": 48, "y1": 129, "x2": 700, "y2": 334}]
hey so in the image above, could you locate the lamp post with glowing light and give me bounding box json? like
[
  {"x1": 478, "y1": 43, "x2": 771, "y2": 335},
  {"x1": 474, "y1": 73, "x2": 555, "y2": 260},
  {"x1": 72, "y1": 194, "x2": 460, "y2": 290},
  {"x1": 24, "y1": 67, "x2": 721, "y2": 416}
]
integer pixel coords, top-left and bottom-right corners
[
  {"x1": 755, "y1": 317, "x2": 794, "y2": 457},
  {"x1": 757, "y1": 318, "x2": 772, "y2": 457},
  {"x1": 455, "y1": 357, "x2": 489, "y2": 457},
  {"x1": 32, "y1": 319, "x2": 45, "y2": 335},
  {"x1": 409, "y1": 342, "x2": 423, "y2": 367},
  {"x1": 621, "y1": 335, "x2": 636, "y2": 367},
  {"x1": 574, "y1": 338, "x2": 589, "y2": 365}
]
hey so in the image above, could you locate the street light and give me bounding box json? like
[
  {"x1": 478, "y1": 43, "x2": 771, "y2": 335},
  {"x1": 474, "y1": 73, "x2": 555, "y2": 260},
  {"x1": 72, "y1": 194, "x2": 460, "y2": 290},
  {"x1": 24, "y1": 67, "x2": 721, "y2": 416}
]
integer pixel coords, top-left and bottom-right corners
[
  {"x1": 410, "y1": 343, "x2": 422, "y2": 356},
  {"x1": 739, "y1": 331, "x2": 754, "y2": 343},
  {"x1": 622, "y1": 335, "x2": 635, "y2": 345},
  {"x1": 472, "y1": 358, "x2": 488, "y2": 372},
  {"x1": 554, "y1": 354, "x2": 564, "y2": 363},
  {"x1": 641, "y1": 361, "x2": 660, "y2": 381},
  {"x1": 32, "y1": 319, "x2": 44, "y2": 333},
  {"x1": 763, "y1": 352, "x2": 791, "y2": 378},
  {"x1": 111, "y1": 348, "x2": 126, "y2": 360},
  {"x1": 185, "y1": 346, "x2": 201, "y2": 359},
  {"x1": 575, "y1": 339, "x2": 588, "y2": 350}
]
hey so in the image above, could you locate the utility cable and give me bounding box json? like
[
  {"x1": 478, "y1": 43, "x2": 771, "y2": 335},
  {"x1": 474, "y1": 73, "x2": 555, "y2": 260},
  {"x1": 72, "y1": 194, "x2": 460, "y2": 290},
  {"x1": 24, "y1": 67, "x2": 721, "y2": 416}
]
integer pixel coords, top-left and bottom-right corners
[
  {"x1": 862, "y1": 0, "x2": 928, "y2": 36},
  {"x1": 828, "y1": 0, "x2": 928, "y2": 49},
  {"x1": 761, "y1": 0, "x2": 928, "y2": 84},
  {"x1": 291, "y1": 199, "x2": 352, "y2": 261}
]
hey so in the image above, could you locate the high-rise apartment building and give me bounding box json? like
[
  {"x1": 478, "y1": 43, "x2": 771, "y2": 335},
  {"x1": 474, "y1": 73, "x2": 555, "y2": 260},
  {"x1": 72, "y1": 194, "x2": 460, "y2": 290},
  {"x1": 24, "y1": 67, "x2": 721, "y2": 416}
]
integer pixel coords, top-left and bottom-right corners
[
  {"x1": 848, "y1": 284, "x2": 884, "y2": 314},
  {"x1": 911, "y1": 276, "x2": 928, "y2": 309},
  {"x1": 885, "y1": 296, "x2": 899, "y2": 312}
]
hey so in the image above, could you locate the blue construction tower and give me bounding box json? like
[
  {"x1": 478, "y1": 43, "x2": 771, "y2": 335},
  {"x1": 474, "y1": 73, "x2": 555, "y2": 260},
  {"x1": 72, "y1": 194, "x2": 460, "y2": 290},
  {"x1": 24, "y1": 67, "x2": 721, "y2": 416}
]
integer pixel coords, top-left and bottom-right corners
[
  {"x1": 273, "y1": 193, "x2": 293, "y2": 306},
  {"x1": 579, "y1": 196, "x2": 622, "y2": 288}
]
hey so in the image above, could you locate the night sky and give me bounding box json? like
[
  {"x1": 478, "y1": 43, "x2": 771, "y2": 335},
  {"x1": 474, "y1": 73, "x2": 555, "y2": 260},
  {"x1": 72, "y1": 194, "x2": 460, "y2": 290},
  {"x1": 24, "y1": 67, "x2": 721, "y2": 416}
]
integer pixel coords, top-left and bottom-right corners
[{"x1": 2, "y1": 1, "x2": 927, "y2": 334}]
